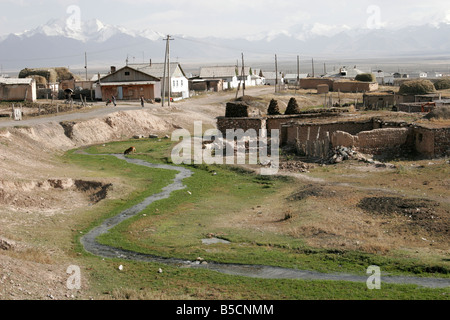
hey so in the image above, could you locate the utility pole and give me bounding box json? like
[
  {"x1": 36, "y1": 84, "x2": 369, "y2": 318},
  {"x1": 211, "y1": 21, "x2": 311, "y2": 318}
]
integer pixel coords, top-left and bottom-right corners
[
  {"x1": 241, "y1": 53, "x2": 245, "y2": 97},
  {"x1": 275, "y1": 54, "x2": 278, "y2": 93},
  {"x1": 312, "y1": 58, "x2": 315, "y2": 78},
  {"x1": 297, "y1": 55, "x2": 300, "y2": 86},
  {"x1": 162, "y1": 35, "x2": 174, "y2": 106},
  {"x1": 84, "y1": 52, "x2": 88, "y2": 81}
]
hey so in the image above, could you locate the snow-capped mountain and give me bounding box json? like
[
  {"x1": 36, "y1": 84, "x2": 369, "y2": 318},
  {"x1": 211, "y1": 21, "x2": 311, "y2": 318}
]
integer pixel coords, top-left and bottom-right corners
[
  {"x1": 13, "y1": 18, "x2": 164, "y2": 43},
  {"x1": 1, "y1": 18, "x2": 450, "y2": 71}
]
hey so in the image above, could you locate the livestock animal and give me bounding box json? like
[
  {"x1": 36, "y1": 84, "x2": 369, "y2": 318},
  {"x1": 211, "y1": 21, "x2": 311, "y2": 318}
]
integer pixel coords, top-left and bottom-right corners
[{"x1": 124, "y1": 147, "x2": 136, "y2": 155}]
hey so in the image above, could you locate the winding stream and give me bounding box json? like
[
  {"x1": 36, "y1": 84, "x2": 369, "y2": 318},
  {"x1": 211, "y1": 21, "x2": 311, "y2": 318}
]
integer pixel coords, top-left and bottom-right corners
[{"x1": 81, "y1": 154, "x2": 450, "y2": 289}]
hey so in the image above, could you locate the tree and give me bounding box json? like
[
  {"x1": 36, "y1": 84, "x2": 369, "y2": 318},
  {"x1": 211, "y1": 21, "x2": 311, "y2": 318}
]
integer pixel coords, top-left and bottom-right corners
[
  {"x1": 285, "y1": 98, "x2": 301, "y2": 115},
  {"x1": 267, "y1": 99, "x2": 281, "y2": 115}
]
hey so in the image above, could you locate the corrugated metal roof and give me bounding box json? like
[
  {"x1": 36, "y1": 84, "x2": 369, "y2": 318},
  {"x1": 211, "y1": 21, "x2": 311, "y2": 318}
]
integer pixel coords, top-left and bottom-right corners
[
  {"x1": 128, "y1": 63, "x2": 185, "y2": 78},
  {"x1": 200, "y1": 66, "x2": 257, "y2": 79}
]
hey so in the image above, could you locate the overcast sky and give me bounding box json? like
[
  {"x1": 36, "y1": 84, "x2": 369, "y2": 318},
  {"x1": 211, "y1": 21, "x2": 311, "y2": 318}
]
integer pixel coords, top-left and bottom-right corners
[{"x1": 1, "y1": 0, "x2": 450, "y2": 38}]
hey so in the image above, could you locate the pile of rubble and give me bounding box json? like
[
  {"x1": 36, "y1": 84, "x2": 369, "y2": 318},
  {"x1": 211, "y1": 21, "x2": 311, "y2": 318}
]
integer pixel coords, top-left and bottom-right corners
[
  {"x1": 325, "y1": 146, "x2": 396, "y2": 168},
  {"x1": 278, "y1": 160, "x2": 314, "y2": 173},
  {"x1": 327, "y1": 146, "x2": 360, "y2": 164}
]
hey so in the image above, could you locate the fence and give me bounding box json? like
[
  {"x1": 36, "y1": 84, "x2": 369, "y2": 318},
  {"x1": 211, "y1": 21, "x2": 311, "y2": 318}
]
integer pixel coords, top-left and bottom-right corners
[{"x1": 295, "y1": 133, "x2": 331, "y2": 159}]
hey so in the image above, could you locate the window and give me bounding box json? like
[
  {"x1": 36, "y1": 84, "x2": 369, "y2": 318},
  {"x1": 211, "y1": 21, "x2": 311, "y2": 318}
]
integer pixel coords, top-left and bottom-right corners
[
  {"x1": 125, "y1": 71, "x2": 130, "y2": 76},
  {"x1": 181, "y1": 80, "x2": 184, "y2": 87}
]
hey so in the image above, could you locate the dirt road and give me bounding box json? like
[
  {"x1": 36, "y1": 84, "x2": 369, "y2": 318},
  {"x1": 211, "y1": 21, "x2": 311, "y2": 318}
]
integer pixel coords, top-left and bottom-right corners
[{"x1": 0, "y1": 86, "x2": 274, "y2": 129}]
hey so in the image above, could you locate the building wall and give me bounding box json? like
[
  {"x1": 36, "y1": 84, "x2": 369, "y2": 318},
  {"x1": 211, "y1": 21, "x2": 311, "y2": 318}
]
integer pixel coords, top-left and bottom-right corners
[
  {"x1": 284, "y1": 120, "x2": 375, "y2": 145},
  {"x1": 171, "y1": 76, "x2": 190, "y2": 98},
  {"x1": 101, "y1": 84, "x2": 157, "y2": 101},
  {"x1": 300, "y1": 78, "x2": 334, "y2": 90},
  {"x1": 332, "y1": 81, "x2": 378, "y2": 93},
  {"x1": 217, "y1": 117, "x2": 266, "y2": 137},
  {"x1": 331, "y1": 128, "x2": 413, "y2": 156},
  {"x1": 363, "y1": 94, "x2": 395, "y2": 108},
  {"x1": 433, "y1": 127, "x2": 450, "y2": 157},
  {"x1": 0, "y1": 82, "x2": 36, "y2": 102}
]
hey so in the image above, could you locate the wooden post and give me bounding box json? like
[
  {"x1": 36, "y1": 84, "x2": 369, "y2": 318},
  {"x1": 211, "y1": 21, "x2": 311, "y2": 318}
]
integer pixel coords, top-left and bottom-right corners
[
  {"x1": 241, "y1": 52, "x2": 245, "y2": 97},
  {"x1": 275, "y1": 54, "x2": 278, "y2": 93}
]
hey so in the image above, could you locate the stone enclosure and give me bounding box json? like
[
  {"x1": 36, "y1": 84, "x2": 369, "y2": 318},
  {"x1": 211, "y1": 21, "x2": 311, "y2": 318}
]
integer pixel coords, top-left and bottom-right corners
[{"x1": 217, "y1": 101, "x2": 450, "y2": 159}]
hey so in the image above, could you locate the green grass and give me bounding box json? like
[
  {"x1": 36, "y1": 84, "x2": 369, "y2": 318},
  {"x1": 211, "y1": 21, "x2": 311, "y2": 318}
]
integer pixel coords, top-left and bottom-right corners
[{"x1": 64, "y1": 139, "x2": 450, "y2": 300}]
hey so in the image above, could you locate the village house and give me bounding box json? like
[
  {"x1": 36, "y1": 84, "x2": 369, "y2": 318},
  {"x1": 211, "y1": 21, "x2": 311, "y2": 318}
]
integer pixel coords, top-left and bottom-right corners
[
  {"x1": 98, "y1": 66, "x2": 161, "y2": 102},
  {"x1": 373, "y1": 70, "x2": 394, "y2": 85},
  {"x1": 261, "y1": 71, "x2": 284, "y2": 86},
  {"x1": 284, "y1": 73, "x2": 309, "y2": 86},
  {"x1": 198, "y1": 66, "x2": 264, "y2": 91},
  {"x1": 129, "y1": 62, "x2": 190, "y2": 100},
  {"x1": 0, "y1": 77, "x2": 37, "y2": 102}
]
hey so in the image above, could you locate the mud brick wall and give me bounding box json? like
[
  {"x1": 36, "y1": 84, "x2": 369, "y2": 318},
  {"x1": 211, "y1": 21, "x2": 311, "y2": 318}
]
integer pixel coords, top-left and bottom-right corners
[
  {"x1": 431, "y1": 127, "x2": 450, "y2": 157},
  {"x1": 300, "y1": 78, "x2": 334, "y2": 90},
  {"x1": 356, "y1": 128, "x2": 413, "y2": 155},
  {"x1": 217, "y1": 117, "x2": 266, "y2": 136},
  {"x1": 332, "y1": 81, "x2": 379, "y2": 93},
  {"x1": 284, "y1": 120, "x2": 375, "y2": 145},
  {"x1": 331, "y1": 128, "x2": 414, "y2": 156},
  {"x1": 397, "y1": 103, "x2": 432, "y2": 113},
  {"x1": 266, "y1": 113, "x2": 343, "y2": 132}
]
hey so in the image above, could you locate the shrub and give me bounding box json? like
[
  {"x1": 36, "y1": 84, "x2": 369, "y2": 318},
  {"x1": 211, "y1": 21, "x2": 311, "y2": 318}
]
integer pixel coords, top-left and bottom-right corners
[
  {"x1": 355, "y1": 73, "x2": 375, "y2": 82},
  {"x1": 434, "y1": 78, "x2": 450, "y2": 90},
  {"x1": 398, "y1": 80, "x2": 436, "y2": 95},
  {"x1": 285, "y1": 98, "x2": 301, "y2": 115},
  {"x1": 267, "y1": 99, "x2": 281, "y2": 115}
]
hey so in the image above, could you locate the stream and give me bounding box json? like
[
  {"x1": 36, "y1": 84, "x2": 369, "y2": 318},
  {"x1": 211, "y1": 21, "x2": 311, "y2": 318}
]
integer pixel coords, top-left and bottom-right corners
[{"x1": 80, "y1": 154, "x2": 450, "y2": 289}]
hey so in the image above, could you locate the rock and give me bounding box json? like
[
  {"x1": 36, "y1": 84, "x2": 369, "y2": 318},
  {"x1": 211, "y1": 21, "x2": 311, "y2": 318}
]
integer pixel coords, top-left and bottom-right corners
[
  {"x1": 149, "y1": 134, "x2": 159, "y2": 139},
  {"x1": 133, "y1": 135, "x2": 145, "y2": 139},
  {"x1": 118, "y1": 265, "x2": 123, "y2": 271},
  {"x1": 0, "y1": 238, "x2": 15, "y2": 251}
]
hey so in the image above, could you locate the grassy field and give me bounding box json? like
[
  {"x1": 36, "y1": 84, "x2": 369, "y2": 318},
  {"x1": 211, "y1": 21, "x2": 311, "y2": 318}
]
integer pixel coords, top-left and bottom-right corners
[{"x1": 64, "y1": 138, "x2": 450, "y2": 300}]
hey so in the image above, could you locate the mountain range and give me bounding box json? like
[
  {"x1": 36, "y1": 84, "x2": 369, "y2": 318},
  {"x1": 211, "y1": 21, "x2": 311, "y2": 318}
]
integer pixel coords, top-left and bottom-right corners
[{"x1": 1, "y1": 18, "x2": 450, "y2": 73}]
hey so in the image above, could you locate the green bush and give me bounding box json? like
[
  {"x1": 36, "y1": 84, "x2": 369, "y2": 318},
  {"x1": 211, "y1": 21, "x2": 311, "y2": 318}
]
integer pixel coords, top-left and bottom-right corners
[
  {"x1": 398, "y1": 80, "x2": 436, "y2": 95},
  {"x1": 267, "y1": 99, "x2": 281, "y2": 115},
  {"x1": 355, "y1": 73, "x2": 376, "y2": 82},
  {"x1": 434, "y1": 78, "x2": 450, "y2": 90},
  {"x1": 285, "y1": 98, "x2": 301, "y2": 115}
]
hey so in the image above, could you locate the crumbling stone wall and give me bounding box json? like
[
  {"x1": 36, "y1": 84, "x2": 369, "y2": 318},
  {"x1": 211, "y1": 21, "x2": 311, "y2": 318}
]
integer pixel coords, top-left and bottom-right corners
[
  {"x1": 434, "y1": 127, "x2": 450, "y2": 157},
  {"x1": 356, "y1": 128, "x2": 413, "y2": 155},
  {"x1": 285, "y1": 120, "x2": 374, "y2": 145},
  {"x1": 217, "y1": 117, "x2": 266, "y2": 136}
]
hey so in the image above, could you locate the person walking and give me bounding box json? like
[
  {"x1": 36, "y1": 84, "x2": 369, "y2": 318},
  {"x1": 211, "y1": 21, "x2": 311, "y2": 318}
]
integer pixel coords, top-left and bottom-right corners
[
  {"x1": 140, "y1": 96, "x2": 145, "y2": 108},
  {"x1": 112, "y1": 95, "x2": 117, "y2": 107}
]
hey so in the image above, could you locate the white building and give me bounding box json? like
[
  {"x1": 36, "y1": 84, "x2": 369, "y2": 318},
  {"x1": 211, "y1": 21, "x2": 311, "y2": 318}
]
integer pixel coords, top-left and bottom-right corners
[
  {"x1": 284, "y1": 73, "x2": 309, "y2": 85},
  {"x1": 129, "y1": 62, "x2": 190, "y2": 100},
  {"x1": 261, "y1": 71, "x2": 284, "y2": 86},
  {"x1": 409, "y1": 72, "x2": 428, "y2": 79},
  {"x1": 373, "y1": 71, "x2": 394, "y2": 85},
  {"x1": 199, "y1": 66, "x2": 264, "y2": 90}
]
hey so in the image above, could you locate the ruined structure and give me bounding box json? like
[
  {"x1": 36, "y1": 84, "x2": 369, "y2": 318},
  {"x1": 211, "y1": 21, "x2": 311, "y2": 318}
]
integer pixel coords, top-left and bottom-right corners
[{"x1": 217, "y1": 100, "x2": 450, "y2": 159}]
